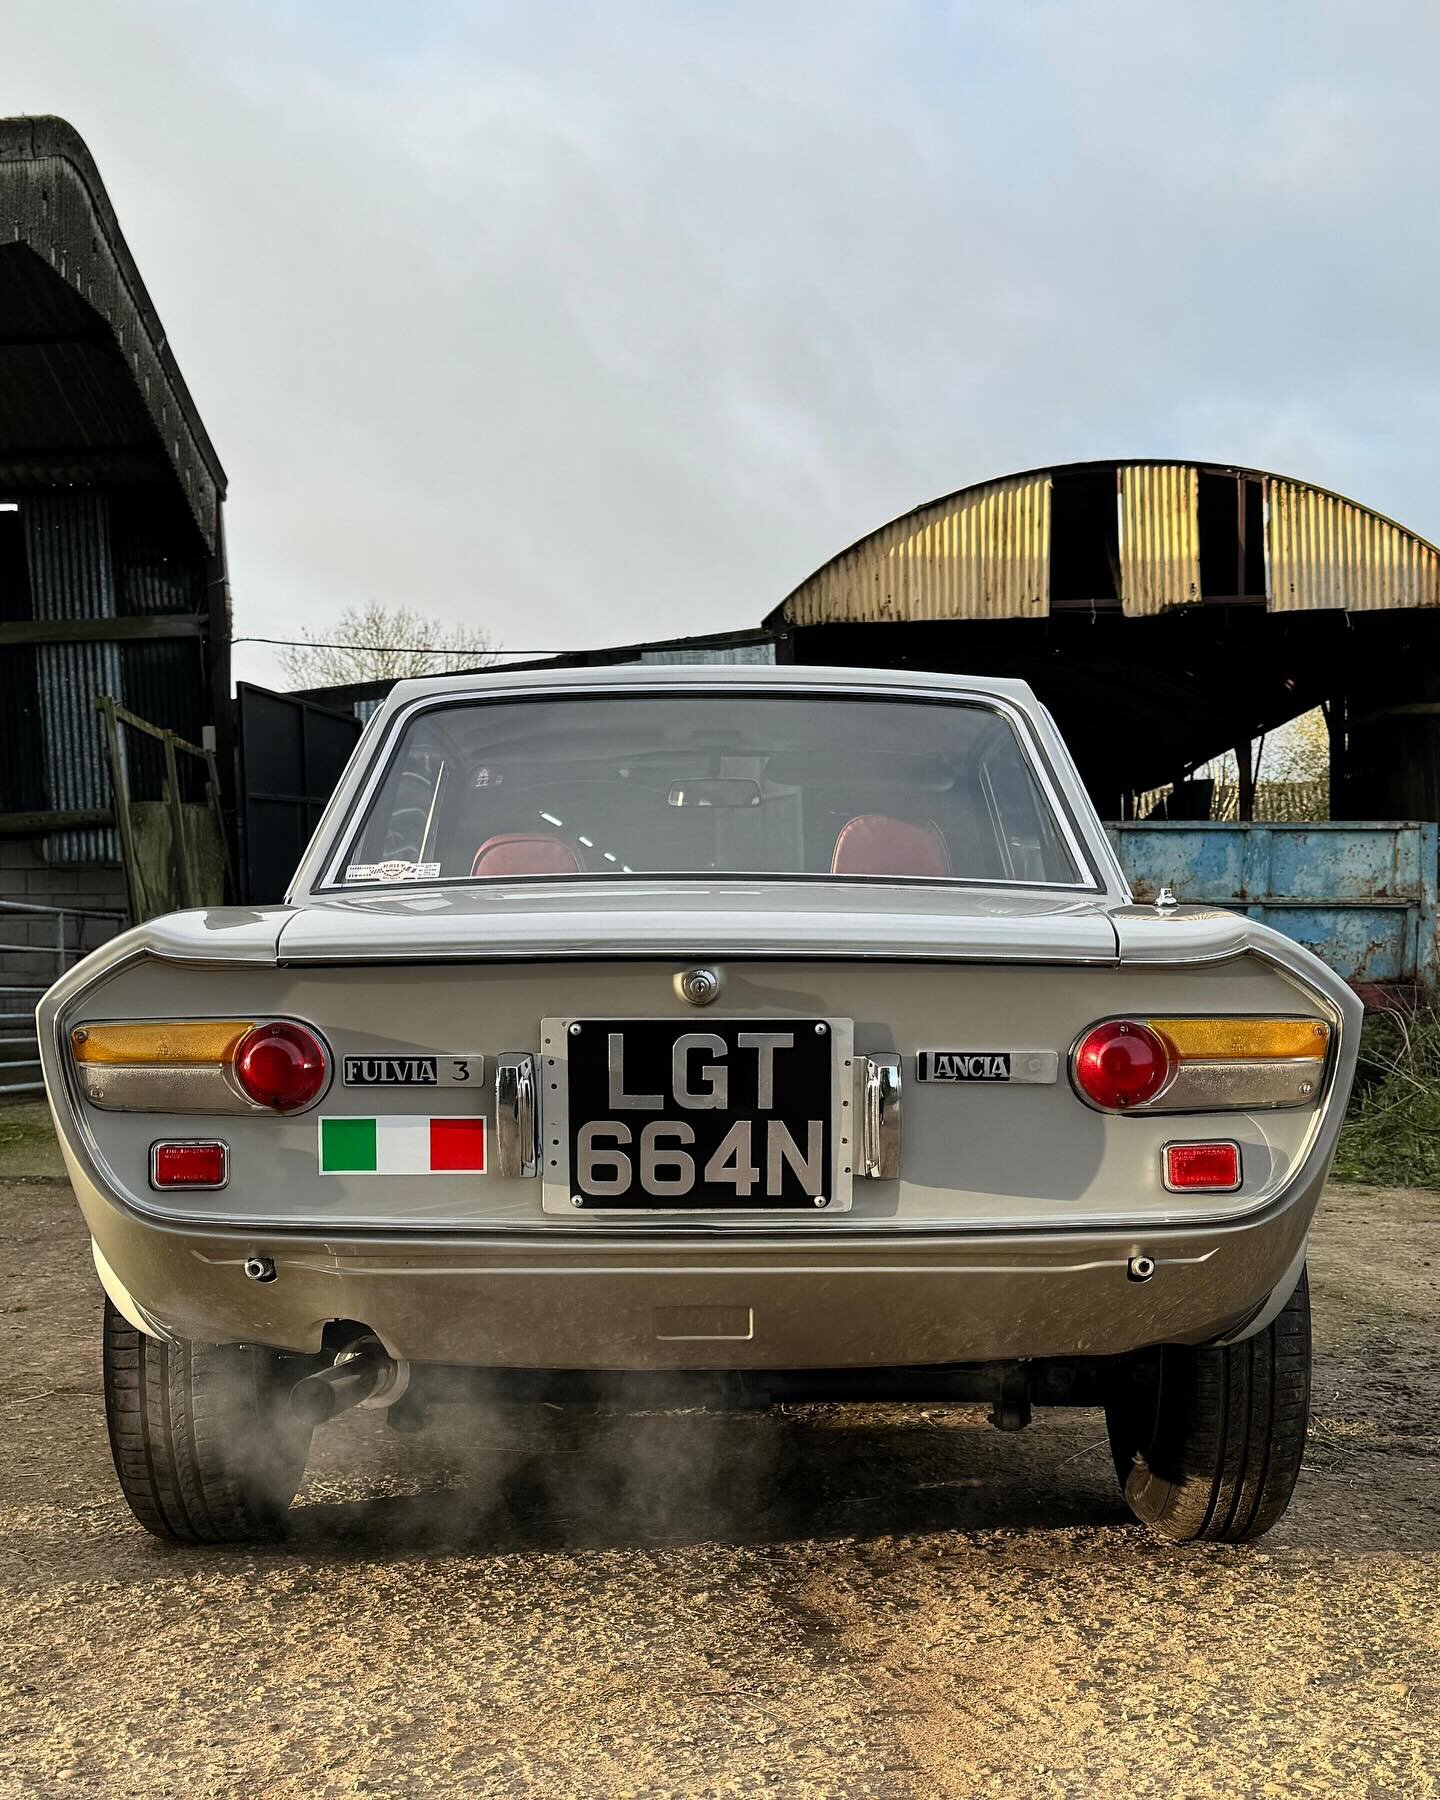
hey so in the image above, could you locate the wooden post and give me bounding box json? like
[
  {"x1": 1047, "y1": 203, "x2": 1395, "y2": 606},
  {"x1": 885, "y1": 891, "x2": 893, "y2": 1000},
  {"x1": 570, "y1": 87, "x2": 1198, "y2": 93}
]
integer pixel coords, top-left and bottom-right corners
[
  {"x1": 205, "y1": 506, "x2": 237, "y2": 865},
  {"x1": 203, "y1": 746, "x2": 236, "y2": 900},
  {"x1": 162, "y1": 730, "x2": 197, "y2": 909},
  {"x1": 1325, "y1": 696, "x2": 1345, "y2": 819},
  {"x1": 1237, "y1": 737, "x2": 1255, "y2": 822},
  {"x1": 96, "y1": 696, "x2": 147, "y2": 924}
]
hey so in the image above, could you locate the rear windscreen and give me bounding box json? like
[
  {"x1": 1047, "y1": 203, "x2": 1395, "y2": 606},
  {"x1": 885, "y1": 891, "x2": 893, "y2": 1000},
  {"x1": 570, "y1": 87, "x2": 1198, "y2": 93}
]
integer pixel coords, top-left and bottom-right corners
[{"x1": 334, "y1": 693, "x2": 1084, "y2": 888}]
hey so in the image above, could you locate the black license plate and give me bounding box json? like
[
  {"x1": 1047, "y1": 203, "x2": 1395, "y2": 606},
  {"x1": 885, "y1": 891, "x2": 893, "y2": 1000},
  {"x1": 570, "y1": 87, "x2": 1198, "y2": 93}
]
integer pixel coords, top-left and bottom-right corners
[{"x1": 565, "y1": 1018, "x2": 835, "y2": 1210}]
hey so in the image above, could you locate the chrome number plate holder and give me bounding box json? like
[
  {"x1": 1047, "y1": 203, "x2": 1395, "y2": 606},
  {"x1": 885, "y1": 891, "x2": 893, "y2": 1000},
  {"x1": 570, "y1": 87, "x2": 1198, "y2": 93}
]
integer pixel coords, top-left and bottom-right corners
[{"x1": 540, "y1": 1017, "x2": 855, "y2": 1216}]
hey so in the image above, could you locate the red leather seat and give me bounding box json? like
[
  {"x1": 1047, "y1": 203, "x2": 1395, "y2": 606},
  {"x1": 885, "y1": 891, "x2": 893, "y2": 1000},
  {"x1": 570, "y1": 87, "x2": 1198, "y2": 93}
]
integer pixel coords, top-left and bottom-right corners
[
  {"x1": 830, "y1": 814, "x2": 950, "y2": 878},
  {"x1": 471, "y1": 833, "x2": 583, "y2": 877}
]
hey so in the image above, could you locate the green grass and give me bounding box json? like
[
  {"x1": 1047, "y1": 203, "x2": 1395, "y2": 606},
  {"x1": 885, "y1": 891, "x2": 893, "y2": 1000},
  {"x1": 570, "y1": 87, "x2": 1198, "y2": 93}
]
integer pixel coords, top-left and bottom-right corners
[
  {"x1": 1333, "y1": 1008, "x2": 1440, "y2": 1188},
  {"x1": 0, "y1": 1098, "x2": 64, "y2": 1179}
]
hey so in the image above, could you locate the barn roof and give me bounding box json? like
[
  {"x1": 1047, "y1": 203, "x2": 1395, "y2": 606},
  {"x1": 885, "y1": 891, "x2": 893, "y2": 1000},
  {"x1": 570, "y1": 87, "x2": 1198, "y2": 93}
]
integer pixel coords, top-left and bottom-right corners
[
  {"x1": 0, "y1": 115, "x2": 224, "y2": 547},
  {"x1": 770, "y1": 460, "x2": 1440, "y2": 628}
]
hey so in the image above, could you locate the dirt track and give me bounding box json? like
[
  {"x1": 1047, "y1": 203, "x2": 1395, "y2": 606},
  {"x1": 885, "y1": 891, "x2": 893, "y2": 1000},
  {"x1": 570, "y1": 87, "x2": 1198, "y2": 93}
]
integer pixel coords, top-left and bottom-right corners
[{"x1": 1, "y1": 1104, "x2": 1437, "y2": 1797}]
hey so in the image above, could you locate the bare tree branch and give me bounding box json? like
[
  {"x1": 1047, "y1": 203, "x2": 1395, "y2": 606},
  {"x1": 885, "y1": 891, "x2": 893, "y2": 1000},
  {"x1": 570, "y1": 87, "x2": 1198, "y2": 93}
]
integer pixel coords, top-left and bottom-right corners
[{"x1": 279, "y1": 603, "x2": 499, "y2": 687}]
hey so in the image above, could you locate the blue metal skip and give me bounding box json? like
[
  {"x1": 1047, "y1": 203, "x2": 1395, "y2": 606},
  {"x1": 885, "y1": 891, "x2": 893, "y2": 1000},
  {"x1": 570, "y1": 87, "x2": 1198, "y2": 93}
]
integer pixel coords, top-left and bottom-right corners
[{"x1": 1106, "y1": 821, "x2": 1439, "y2": 994}]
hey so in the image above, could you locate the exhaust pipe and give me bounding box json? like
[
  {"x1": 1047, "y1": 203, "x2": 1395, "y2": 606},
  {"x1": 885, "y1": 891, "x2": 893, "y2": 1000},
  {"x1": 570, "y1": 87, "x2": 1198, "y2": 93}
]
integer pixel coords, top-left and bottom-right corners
[{"x1": 290, "y1": 1335, "x2": 398, "y2": 1426}]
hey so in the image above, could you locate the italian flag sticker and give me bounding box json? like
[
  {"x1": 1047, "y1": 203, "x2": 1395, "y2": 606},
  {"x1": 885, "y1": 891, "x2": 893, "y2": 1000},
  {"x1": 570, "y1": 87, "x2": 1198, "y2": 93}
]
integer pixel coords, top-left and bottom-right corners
[{"x1": 319, "y1": 1116, "x2": 486, "y2": 1176}]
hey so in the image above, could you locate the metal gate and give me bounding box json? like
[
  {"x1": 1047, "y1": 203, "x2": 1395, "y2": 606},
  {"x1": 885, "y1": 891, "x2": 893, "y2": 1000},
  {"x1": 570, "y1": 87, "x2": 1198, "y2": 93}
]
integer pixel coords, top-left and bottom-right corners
[{"x1": 237, "y1": 684, "x2": 362, "y2": 903}]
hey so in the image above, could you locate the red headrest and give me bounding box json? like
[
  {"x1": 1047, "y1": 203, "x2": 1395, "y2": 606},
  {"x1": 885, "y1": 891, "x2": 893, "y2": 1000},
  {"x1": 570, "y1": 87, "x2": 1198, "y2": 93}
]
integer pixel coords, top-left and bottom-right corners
[
  {"x1": 830, "y1": 814, "x2": 950, "y2": 878},
  {"x1": 471, "y1": 833, "x2": 582, "y2": 878}
]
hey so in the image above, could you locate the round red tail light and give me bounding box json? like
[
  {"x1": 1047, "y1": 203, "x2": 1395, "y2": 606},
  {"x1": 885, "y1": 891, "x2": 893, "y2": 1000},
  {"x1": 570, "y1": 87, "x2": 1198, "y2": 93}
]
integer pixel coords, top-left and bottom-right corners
[
  {"x1": 1072, "y1": 1020, "x2": 1172, "y2": 1110},
  {"x1": 232, "y1": 1022, "x2": 329, "y2": 1112}
]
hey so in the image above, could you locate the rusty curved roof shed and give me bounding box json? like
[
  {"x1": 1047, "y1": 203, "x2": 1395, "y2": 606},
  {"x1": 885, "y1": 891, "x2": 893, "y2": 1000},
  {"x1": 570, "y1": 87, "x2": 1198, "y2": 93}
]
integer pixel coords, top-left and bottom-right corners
[
  {"x1": 0, "y1": 115, "x2": 225, "y2": 547},
  {"x1": 771, "y1": 461, "x2": 1440, "y2": 627}
]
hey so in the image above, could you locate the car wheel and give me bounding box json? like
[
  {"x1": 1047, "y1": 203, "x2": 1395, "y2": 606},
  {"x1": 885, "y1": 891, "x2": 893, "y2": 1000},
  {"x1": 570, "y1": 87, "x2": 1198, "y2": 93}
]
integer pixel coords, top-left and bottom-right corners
[
  {"x1": 102, "y1": 1298, "x2": 314, "y2": 1543},
  {"x1": 1104, "y1": 1267, "x2": 1311, "y2": 1543}
]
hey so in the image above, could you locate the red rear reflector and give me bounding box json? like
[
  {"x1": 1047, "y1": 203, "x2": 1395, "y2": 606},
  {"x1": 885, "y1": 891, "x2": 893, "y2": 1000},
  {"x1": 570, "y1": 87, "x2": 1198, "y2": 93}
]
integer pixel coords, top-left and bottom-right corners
[
  {"x1": 151, "y1": 1141, "x2": 228, "y2": 1189},
  {"x1": 1164, "y1": 1142, "x2": 1241, "y2": 1192}
]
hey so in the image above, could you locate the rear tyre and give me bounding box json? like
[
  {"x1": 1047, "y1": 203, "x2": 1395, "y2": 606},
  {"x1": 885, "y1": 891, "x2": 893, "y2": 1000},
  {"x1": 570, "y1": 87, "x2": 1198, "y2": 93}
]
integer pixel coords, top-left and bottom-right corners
[
  {"x1": 1104, "y1": 1268, "x2": 1311, "y2": 1543},
  {"x1": 102, "y1": 1298, "x2": 313, "y2": 1543}
]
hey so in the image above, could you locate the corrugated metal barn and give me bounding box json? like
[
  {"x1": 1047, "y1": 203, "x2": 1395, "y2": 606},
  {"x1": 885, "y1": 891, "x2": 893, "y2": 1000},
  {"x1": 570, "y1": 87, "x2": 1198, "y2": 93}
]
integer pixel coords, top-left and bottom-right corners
[
  {"x1": 307, "y1": 458, "x2": 1440, "y2": 837},
  {"x1": 0, "y1": 116, "x2": 229, "y2": 1009},
  {"x1": 767, "y1": 460, "x2": 1440, "y2": 824}
]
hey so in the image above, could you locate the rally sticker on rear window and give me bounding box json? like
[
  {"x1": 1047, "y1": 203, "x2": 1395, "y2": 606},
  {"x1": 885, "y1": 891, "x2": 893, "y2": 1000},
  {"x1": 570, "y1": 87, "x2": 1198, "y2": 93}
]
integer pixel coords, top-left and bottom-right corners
[
  {"x1": 344, "y1": 861, "x2": 442, "y2": 884},
  {"x1": 917, "y1": 1050, "x2": 1059, "y2": 1084},
  {"x1": 319, "y1": 1115, "x2": 486, "y2": 1175}
]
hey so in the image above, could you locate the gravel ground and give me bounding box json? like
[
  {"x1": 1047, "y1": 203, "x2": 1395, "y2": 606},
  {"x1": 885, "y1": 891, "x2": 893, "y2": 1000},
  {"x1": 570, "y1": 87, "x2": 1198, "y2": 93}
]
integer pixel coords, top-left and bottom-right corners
[{"x1": 1, "y1": 1102, "x2": 1437, "y2": 1797}]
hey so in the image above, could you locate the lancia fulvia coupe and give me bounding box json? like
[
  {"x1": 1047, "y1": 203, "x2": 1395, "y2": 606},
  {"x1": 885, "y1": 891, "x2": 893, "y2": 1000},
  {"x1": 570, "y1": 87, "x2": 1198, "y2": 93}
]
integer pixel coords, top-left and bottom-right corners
[{"x1": 40, "y1": 665, "x2": 1360, "y2": 1543}]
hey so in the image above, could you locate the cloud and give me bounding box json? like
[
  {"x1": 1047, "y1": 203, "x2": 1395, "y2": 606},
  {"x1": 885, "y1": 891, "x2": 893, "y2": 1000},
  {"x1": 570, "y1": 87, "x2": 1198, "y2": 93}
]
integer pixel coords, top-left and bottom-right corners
[{"x1": 4, "y1": 0, "x2": 1438, "y2": 686}]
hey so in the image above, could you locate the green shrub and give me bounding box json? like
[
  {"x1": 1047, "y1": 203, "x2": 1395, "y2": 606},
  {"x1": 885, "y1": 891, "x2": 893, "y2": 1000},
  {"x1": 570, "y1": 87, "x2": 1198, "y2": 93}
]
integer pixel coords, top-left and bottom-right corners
[{"x1": 1334, "y1": 1008, "x2": 1440, "y2": 1187}]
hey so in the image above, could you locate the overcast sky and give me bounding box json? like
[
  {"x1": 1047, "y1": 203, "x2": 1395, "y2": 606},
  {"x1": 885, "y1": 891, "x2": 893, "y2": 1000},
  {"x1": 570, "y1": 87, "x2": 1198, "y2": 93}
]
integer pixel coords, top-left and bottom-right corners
[{"x1": 6, "y1": 1, "x2": 1438, "y2": 688}]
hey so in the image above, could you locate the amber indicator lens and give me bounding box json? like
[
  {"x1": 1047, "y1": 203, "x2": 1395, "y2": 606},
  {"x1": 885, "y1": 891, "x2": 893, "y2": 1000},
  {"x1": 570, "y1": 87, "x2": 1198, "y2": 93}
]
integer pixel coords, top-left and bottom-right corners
[
  {"x1": 1151, "y1": 1018, "x2": 1330, "y2": 1062},
  {"x1": 151, "y1": 1142, "x2": 227, "y2": 1188},
  {"x1": 71, "y1": 1021, "x2": 254, "y2": 1065},
  {"x1": 1165, "y1": 1142, "x2": 1242, "y2": 1191}
]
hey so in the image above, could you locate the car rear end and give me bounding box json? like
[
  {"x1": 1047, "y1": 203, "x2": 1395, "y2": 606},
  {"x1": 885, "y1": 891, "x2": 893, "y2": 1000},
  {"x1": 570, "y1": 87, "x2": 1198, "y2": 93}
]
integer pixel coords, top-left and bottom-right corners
[
  {"x1": 39, "y1": 666, "x2": 1362, "y2": 1544},
  {"x1": 43, "y1": 898, "x2": 1357, "y2": 1372}
]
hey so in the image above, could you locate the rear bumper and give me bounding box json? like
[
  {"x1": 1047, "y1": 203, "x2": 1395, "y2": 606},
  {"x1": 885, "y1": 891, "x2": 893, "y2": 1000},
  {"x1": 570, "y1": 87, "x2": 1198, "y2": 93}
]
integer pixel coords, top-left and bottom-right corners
[{"x1": 75, "y1": 1148, "x2": 1326, "y2": 1370}]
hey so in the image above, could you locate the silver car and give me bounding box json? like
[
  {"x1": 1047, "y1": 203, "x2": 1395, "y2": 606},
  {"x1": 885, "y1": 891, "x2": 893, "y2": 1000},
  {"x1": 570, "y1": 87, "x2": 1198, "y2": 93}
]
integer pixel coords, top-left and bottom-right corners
[{"x1": 40, "y1": 665, "x2": 1360, "y2": 1544}]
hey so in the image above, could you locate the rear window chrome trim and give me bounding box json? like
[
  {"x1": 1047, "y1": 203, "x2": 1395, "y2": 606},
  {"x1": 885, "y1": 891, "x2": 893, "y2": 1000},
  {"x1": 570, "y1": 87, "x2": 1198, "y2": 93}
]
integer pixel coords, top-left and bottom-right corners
[{"x1": 309, "y1": 682, "x2": 1105, "y2": 899}]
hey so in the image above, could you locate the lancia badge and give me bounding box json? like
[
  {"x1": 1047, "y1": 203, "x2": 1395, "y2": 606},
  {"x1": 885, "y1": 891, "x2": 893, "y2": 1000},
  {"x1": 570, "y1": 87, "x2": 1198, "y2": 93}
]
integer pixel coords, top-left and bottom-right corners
[{"x1": 917, "y1": 1050, "x2": 1058, "y2": 1084}]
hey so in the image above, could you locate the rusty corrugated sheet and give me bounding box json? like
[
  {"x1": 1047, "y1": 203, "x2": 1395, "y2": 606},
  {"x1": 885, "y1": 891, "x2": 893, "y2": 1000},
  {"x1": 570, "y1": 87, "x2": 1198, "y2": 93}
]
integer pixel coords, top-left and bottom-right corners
[
  {"x1": 26, "y1": 492, "x2": 123, "y2": 863},
  {"x1": 639, "y1": 642, "x2": 776, "y2": 666},
  {"x1": 1119, "y1": 465, "x2": 1200, "y2": 615},
  {"x1": 781, "y1": 474, "x2": 1051, "y2": 625},
  {"x1": 115, "y1": 520, "x2": 203, "y2": 615},
  {"x1": 1268, "y1": 480, "x2": 1440, "y2": 612}
]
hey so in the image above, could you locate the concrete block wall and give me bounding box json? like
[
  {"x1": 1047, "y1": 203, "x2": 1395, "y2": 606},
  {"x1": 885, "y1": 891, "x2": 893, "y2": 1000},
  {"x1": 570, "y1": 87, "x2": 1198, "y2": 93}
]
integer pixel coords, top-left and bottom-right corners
[{"x1": 0, "y1": 838, "x2": 127, "y2": 991}]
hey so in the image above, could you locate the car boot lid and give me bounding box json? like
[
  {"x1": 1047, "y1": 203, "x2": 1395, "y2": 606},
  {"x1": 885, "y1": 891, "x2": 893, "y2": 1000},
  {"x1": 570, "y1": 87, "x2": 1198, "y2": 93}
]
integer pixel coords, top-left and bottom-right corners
[{"x1": 272, "y1": 880, "x2": 1121, "y2": 964}]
